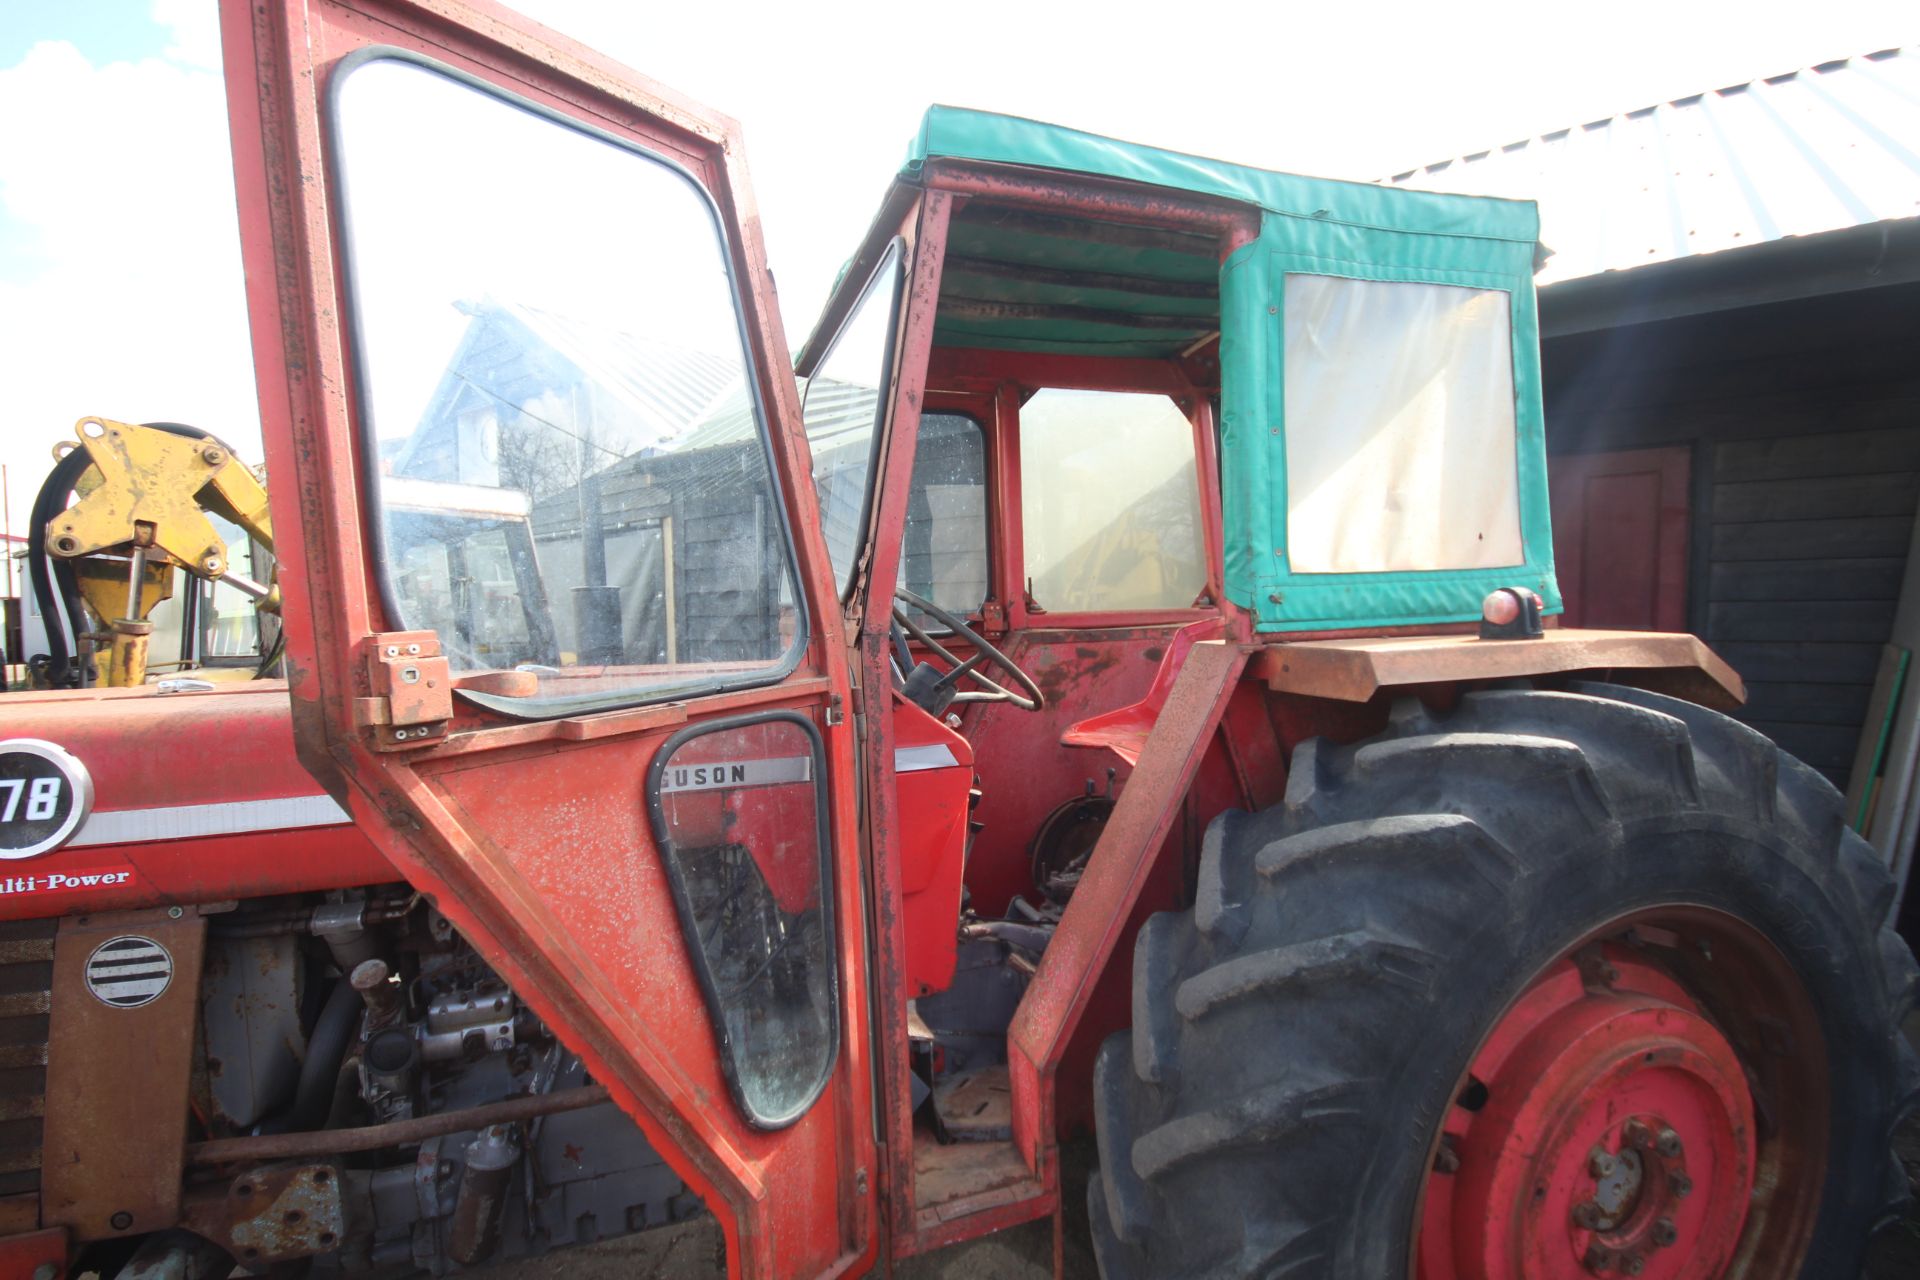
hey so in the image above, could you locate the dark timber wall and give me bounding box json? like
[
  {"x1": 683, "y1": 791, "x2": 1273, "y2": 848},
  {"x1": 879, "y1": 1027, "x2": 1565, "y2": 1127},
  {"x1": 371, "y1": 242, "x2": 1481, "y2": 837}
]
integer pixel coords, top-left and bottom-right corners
[{"x1": 1541, "y1": 281, "x2": 1920, "y2": 787}]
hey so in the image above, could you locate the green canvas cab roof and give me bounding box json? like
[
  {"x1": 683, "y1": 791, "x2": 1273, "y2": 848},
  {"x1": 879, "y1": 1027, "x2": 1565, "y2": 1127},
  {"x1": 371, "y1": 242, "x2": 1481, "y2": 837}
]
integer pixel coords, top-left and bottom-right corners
[
  {"x1": 801, "y1": 106, "x2": 1542, "y2": 366},
  {"x1": 906, "y1": 105, "x2": 1540, "y2": 243},
  {"x1": 801, "y1": 106, "x2": 1558, "y2": 637}
]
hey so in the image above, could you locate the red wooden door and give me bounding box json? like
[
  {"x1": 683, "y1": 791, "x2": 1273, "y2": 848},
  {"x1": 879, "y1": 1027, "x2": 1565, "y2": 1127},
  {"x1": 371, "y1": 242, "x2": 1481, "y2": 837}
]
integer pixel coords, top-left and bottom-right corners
[{"x1": 1549, "y1": 447, "x2": 1691, "y2": 631}]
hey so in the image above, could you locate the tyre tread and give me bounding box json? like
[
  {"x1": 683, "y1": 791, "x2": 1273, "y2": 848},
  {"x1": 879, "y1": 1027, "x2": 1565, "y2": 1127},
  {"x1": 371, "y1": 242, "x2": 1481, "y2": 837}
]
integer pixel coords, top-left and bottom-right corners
[{"x1": 1096, "y1": 682, "x2": 1918, "y2": 1278}]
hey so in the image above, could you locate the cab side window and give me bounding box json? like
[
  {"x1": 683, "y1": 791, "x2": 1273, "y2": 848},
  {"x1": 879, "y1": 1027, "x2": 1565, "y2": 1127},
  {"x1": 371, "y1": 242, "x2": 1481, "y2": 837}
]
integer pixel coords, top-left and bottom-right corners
[{"x1": 899, "y1": 413, "x2": 989, "y2": 619}]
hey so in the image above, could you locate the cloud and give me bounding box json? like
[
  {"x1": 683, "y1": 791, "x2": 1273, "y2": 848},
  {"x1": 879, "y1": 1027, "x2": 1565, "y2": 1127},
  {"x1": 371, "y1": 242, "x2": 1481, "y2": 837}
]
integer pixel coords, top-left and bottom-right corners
[
  {"x1": 152, "y1": 0, "x2": 221, "y2": 70},
  {"x1": 0, "y1": 9, "x2": 258, "y2": 541},
  {"x1": 5, "y1": 0, "x2": 1911, "y2": 551}
]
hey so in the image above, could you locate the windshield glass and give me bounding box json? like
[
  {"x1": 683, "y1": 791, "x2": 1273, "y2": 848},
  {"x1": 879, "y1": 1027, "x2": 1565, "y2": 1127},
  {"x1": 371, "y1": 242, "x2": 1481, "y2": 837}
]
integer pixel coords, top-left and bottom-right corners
[
  {"x1": 1019, "y1": 388, "x2": 1205, "y2": 611},
  {"x1": 332, "y1": 56, "x2": 804, "y2": 714},
  {"x1": 803, "y1": 243, "x2": 903, "y2": 595}
]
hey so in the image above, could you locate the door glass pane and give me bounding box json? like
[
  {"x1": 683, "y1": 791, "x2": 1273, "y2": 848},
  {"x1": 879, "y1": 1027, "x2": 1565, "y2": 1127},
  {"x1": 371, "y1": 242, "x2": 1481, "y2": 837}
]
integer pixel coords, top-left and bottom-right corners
[
  {"x1": 1283, "y1": 273, "x2": 1522, "y2": 573},
  {"x1": 899, "y1": 413, "x2": 988, "y2": 621},
  {"x1": 804, "y1": 243, "x2": 903, "y2": 594},
  {"x1": 1019, "y1": 389, "x2": 1204, "y2": 611},
  {"x1": 649, "y1": 715, "x2": 836, "y2": 1129},
  {"x1": 200, "y1": 530, "x2": 274, "y2": 664},
  {"x1": 332, "y1": 57, "x2": 803, "y2": 715}
]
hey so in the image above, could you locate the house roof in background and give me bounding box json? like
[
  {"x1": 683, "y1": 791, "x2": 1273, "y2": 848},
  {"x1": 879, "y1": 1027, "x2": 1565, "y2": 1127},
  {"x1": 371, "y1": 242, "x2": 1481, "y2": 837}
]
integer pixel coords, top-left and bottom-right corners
[
  {"x1": 468, "y1": 301, "x2": 742, "y2": 444},
  {"x1": 1387, "y1": 46, "x2": 1920, "y2": 287}
]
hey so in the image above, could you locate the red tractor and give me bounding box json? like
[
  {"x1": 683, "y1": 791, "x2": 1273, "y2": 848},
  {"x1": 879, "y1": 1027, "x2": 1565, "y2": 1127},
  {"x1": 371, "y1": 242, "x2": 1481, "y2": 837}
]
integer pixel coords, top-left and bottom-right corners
[{"x1": 2, "y1": 2, "x2": 1913, "y2": 1278}]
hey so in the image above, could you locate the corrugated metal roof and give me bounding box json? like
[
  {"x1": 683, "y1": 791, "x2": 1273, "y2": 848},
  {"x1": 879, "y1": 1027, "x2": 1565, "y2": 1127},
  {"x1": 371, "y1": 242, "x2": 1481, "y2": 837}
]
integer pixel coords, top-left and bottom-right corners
[
  {"x1": 490, "y1": 301, "x2": 744, "y2": 443},
  {"x1": 393, "y1": 299, "x2": 751, "y2": 488},
  {"x1": 1386, "y1": 47, "x2": 1920, "y2": 287}
]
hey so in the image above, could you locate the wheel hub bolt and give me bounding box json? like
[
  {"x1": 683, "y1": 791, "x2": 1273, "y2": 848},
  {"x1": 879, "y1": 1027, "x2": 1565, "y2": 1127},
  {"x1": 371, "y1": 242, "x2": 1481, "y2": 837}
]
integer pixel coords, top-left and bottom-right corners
[
  {"x1": 1655, "y1": 1127, "x2": 1682, "y2": 1158},
  {"x1": 1588, "y1": 1147, "x2": 1618, "y2": 1179},
  {"x1": 1651, "y1": 1217, "x2": 1678, "y2": 1248},
  {"x1": 1583, "y1": 1243, "x2": 1611, "y2": 1272},
  {"x1": 1622, "y1": 1119, "x2": 1653, "y2": 1150},
  {"x1": 1622, "y1": 1254, "x2": 1645, "y2": 1276},
  {"x1": 1670, "y1": 1172, "x2": 1693, "y2": 1198},
  {"x1": 1572, "y1": 1199, "x2": 1603, "y2": 1229}
]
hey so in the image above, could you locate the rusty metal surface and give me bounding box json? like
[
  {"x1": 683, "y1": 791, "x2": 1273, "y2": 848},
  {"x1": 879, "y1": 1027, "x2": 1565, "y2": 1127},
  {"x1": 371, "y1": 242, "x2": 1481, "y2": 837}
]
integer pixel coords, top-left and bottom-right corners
[
  {"x1": 367, "y1": 632, "x2": 454, "y2": 750},
  {"x1": 963, "y1": 626, "x2": 1172, "y2": 918},
  {"x1": 117, "y1": 1229, "x2": 232, "y2": 1279},
  {"x1": 1007, "y1": 641, "x2": 1249, "y2": 1166},
  {"x1": 932, "y1": 1067, "x2": 1013, "y2": 1143},
  {"x1": 0, "y1": 920, "x2": 53, "y2": 1204},
  {"x1": 181, "y1": 1163, "x2": 344, "y2": 1266},
  {"x1": 1253, "y1": 628, "x2": 1746, "y2": 709},
  {"x1": 1217, "y1": 678, "x2": 1288, "y2": 812},
  {"x1": 907, "y1": 1139, "x2": 1051, "y2": 1252},
  {"x1": 104, "y1": 620, "x2": 153, "y2": 689},
  {"x1": 855, "y1": 187, "x2": 959, "y2": 1253},
  {"x1": 924, "y1": 161, "x2": 1259, "y2": 244},
  {"x1": 41, "y1": 909, "x2": 205, "y2": 1242},
  {"x1": 187, "y1": 1083, "x2": 609, "y2": 1166}
]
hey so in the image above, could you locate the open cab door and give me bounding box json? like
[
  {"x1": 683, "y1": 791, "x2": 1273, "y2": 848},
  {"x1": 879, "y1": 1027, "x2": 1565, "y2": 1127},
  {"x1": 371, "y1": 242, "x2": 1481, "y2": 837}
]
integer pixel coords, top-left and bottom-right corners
[{"x1": 220, "y1": 2, "x2": 873, "y2": 1275}]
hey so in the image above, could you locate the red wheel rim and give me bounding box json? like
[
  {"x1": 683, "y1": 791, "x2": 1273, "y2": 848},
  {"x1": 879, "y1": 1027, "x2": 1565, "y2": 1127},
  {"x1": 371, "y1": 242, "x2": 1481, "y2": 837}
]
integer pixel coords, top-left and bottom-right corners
[{"x1": 1414, "y1": 907, "x2": 1828, "y2": 1280}]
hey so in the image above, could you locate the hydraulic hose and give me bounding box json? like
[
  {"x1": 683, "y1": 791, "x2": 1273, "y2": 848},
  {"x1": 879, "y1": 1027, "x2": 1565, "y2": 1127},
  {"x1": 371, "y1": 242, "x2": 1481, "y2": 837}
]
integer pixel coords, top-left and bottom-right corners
[
  {"x1": 25, "y1": 445, "x2": 94, "y2": 686},
  {"x1": 258, "y1": 977, "x2": 362, "y2": 1135}
]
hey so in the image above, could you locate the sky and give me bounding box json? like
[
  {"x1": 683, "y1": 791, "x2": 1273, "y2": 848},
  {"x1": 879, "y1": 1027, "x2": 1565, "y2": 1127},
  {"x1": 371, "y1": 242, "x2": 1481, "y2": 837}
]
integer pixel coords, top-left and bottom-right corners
[{"x1": 0, "y1": 0, "x2": 1914, "y2": 547}]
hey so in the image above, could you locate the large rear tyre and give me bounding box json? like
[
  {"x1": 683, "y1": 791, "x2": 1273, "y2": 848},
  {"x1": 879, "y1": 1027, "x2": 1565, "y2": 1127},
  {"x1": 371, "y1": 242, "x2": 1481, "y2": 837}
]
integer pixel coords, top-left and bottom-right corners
[{"x1": 1091, "y1": 685, "x2": 1920, "y2": 1279}]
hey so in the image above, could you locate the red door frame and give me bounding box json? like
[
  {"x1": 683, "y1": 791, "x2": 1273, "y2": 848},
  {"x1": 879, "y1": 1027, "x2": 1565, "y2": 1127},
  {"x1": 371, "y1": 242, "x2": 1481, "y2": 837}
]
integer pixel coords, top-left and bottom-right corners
[
  {"x1": 219, "y1": 3, "x2": 875, "y2": 1276},
  {"x1": 851, "y1": 167, "x2": 1262, "y2": 1255},
  {"x1": 918, "y1": 385, "x2": 1005, "y2": 632},
  {"x1": 850, "y1": 187, "x2": 975, "y2": 1254},
  {"x1": 923, "y1": 345, "x2": 1227, "y2": 632}
]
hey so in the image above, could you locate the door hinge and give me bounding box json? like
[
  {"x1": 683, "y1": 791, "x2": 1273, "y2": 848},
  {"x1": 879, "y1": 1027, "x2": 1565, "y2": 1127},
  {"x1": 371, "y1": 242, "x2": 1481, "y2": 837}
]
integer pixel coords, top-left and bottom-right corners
[{"x1": 354, "y1": 631, "x2": 452, "y2": 751}]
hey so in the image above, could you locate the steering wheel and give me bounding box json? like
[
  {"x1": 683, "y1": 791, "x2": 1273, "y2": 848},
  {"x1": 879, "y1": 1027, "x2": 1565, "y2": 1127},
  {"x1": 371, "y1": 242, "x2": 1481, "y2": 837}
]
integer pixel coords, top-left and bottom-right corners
[{"x1": 890, "y1": 587, "x2": 1044, "y2": 713}]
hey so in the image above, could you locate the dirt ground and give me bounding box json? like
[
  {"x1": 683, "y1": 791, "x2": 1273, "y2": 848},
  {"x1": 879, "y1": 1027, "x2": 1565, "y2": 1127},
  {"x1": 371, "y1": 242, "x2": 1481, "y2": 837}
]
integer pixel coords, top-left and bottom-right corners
[{"x1": 467, "y1": 1144, "x2": 1103, "y2": 1280}]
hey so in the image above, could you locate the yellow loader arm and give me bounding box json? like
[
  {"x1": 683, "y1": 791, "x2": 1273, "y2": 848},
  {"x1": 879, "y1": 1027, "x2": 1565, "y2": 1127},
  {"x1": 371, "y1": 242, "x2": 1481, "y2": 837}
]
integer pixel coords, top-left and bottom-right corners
[{"x1": 43, "y1": 416, "x2": 276, "y2": 686}]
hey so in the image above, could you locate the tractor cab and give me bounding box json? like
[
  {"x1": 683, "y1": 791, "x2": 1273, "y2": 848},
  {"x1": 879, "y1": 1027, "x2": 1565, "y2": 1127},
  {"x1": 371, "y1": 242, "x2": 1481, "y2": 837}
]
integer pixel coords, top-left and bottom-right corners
[{"x1": 783, "y1": 104, "x2": 1584, "y2": 1214}]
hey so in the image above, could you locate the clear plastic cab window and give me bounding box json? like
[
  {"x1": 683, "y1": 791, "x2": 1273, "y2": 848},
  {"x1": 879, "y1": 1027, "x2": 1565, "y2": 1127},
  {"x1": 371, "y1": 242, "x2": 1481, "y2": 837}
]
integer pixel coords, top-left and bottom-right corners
[
  {"x1": 331, "y1": 55, "x2": 805, "y2": 717},
  {"x1": 1282, "y1": 274, "x2": 1522, "y2": 574}
]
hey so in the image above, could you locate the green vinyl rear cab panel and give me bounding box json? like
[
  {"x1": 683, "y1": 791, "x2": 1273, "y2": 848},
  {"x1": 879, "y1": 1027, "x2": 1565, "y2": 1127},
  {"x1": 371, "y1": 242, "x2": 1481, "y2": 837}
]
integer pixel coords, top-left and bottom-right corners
[{"x1": 903, "y1": 106, "x2": 1563, "y2": 632}]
